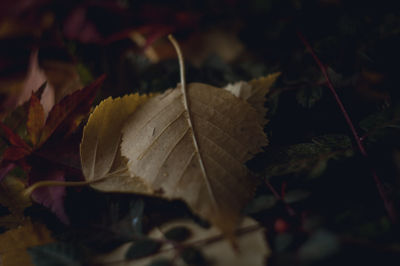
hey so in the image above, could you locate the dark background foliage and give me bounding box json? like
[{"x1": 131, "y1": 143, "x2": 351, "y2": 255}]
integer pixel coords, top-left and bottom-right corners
[{"x1": 1, "y1": 0, "x2": 400, "y2": 265}]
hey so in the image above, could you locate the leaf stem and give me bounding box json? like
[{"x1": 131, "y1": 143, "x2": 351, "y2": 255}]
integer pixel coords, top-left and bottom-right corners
[
  {"x1": 297, "y1": 31, "x2": 397, "y2": 223},
  {"x1": 167, "y1": 35, "x2": 219, "y2": 215},
  {"x1": 168, "y1": 35, "x2": 186, "y2": 92},
  {"x1": 265, "y1": 180, "x2": 296, "y2": 216},
  {"x1": 23, "y1": 177, "x2": 107, "y2": 197}
]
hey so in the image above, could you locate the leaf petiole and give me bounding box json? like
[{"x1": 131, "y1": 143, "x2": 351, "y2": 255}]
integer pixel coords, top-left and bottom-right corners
[{"x1": 23, "y1": 177, "x2": 108, "y2": 197}]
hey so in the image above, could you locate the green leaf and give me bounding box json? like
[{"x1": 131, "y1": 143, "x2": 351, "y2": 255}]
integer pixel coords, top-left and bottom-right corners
[
  {"x1": 164, "y1": 226, "x2": 191, "y2": 242},
  {"x1": 359, "y1": 109, "x2": 400, "y2": 142},
  {"x1": 296, "y1": 86, "x2": 323, "y2": 108},
  {"x1": 298, "y1": 230, "x2": 339, "y2": 262},
  {"x1": 264, "y1": 134, "x2": 353, "y2": 177},
  {"x1": 244, "y1": 195, "x2": 277, "y2": 214},
  {"x1": 284, "y1": 190, "x2": 310, "y2": 204},
  {"x1": 125, "y1": 239, "x2": 162, "y2": 260}
]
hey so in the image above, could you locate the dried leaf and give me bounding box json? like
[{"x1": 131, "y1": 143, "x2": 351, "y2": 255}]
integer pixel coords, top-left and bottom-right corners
[
  {"x1": 120, "y1": 83, "x2": 266, "y2": 236},
  {"x1": 224, "y1": 72, "x2": 280, "y2": 125},
  {"x1": 0, "y1": 123, "x2": 31, "y2": 151},
  {"x1": 94, "y1": 218, "x2": 268, "y2": 266},
  {"x1": 0, "y1": 176, "x2": 31, "y2": 216},
  {"x1": 0, "y1": 175, "x2": 31, "y2": 228},
  {"x1": 80, "y1": 94, "x2": 152, "y2": 193},
  {"x1": 2, "y1": 146, "x2": 31, "y2": 161},
  {"x1": 38, "y1": 74, "x2": 105, "y2": 146},
  {"x1": 0, "y1": 221, "x2": 53, "y2": 266},
  {"x1": 0, "y1": 123, "x2": 31, "y2": 162},
  {"x1": 27, "y1": 94, "x2": 45, "y2": 146}
]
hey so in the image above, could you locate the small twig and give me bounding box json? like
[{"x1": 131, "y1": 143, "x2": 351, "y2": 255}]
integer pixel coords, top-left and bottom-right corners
[
  {"x1": 265, "y1": 180, "x2": 296, "y2": 216},
  {"x1": 297, "y1": 31, "x2": 397, "y2": 223}
]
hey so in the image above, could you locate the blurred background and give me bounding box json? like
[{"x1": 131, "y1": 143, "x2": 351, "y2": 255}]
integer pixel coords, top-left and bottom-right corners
[{"x1": 1, "y1": 1, "x2": 400, "y2": 265}]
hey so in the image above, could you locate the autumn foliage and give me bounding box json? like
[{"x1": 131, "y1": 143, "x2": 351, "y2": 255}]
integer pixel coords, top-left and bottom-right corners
[{"x1": 1, "y1": 1, "x2": 400, "y2": 266}]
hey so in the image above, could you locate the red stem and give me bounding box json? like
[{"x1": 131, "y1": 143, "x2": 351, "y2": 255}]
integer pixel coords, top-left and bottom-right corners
[
  {"x1": 297, "y1": 31, "x2": 397, "y2": 223},
  {"x1": 265, "y1": 180, "x2": 296, "y2": 217}
]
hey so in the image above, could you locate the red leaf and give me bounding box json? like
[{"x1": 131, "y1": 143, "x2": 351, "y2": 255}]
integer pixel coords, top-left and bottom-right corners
[
  {"x1": 0, "y1": 123, "x2": 31, "y2": 151},
  {"x1": 3, "y1": 146, "x2": 31, "y2": 161},
  {"x1": 27, "y1": 93, "x2": 45, "y2": 146},
  {"x1": 38, "y1": 74, "x2": 106, "y2": 146}
]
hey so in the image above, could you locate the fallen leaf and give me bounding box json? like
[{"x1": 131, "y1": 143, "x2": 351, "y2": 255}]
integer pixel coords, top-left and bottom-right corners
[
  {"x1": 0, "y1": 220, "x2": 54, "y2": 266},
  {"x1": 80, "y1": 75, "x2": 273, "y2": 236},
  {"x1": 1, "y1": 76, "x2": 105, "y2": 223},
  {"x1": 0, "y1": 175, "x2": 31, "y2": 228},
  {"x1": 94, "y1": 218, "x2": 269, "y2": 266},
  {"x1": 26, "y1": 131, "x2": 84, "y2": 225},
  {"x1": 80, "y1": 36, "x2": 271, "y2": 237},
  {"x1": 224, "y1": 72, "x2": 280, "y2": 125},
  {"x1": 80, "y1": 94, "x2": 152, "y2": 193},
  {"x1": 0, "y1": 123, "x2": 31, "y2": 162},
  {"x1": 38, "y1": 74, "x2": 105, "y2": 146},
  {"x1": 120, "y1": 83, "x2": 266, "y2": 236},
  {"x1": 27, "y1": 93, "x2": 45, "y2": 146},
  {"x1": 2, "y1": 146, "x2": 31, "y2": 161},
  {"x1": 0, "y1": 123, "x2": 31, "y2": 151}
]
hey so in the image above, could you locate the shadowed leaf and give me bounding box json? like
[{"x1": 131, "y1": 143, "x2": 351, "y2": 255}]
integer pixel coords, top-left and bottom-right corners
[
  {"x1": 27, "y1": 93, "x2": 45, "y2": 146},
  {"x1": 0, "y1": 221, "x2": 53, "y2": 266},
  {"x1": 125, "y1": 239, "x2": 162, "y2": 260},
  {"x1": 28, "y1": 242, "x2": 84, "y2": 266},
  {"x1": 38, "y1": 74, "x2": 106, "y2": 146},
  {"x1": 164, "y1": 226, "x2": 191, "y2": 242},
  {"x1": 80, "y1": 93, "x2": 151, "y2": 193}
]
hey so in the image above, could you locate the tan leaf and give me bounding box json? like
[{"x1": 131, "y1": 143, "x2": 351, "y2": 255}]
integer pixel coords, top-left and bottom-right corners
[
  {"x1": 94, "y1": 218, "x2": 269, "y2": 266},
  {"x1": 0, "y1": 221, "x2": 53, "y2": 266},
  {"x1": 121, "y1": 83, "x2": 267, "y2": 236},
  {"x1": 224, "y1": 72, "x2": 280, "y2": 125},
  {"x1": 80, "y1": 94, "x2": 152, "y2": 193}
]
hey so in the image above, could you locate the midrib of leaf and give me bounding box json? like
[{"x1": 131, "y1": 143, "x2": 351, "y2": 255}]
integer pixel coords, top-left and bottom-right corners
[
  {"x1": 89, "y1": 137, "x2": 99, "y2": 179},
  {"x1": 182, "y1": 91, "x2": 220, "y2": 215},
  {"x1": 169, "y1": 35, "x2": 219, "y2": 214}
]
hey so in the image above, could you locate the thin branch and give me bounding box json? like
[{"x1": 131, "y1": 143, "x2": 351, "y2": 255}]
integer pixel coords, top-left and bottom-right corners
[
  {"x1": 265, "y1": 180, "x2": 296, "y2": 217},
  {"x1": 297, "y1": 31, "x2": 397, "y2": 223}
]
